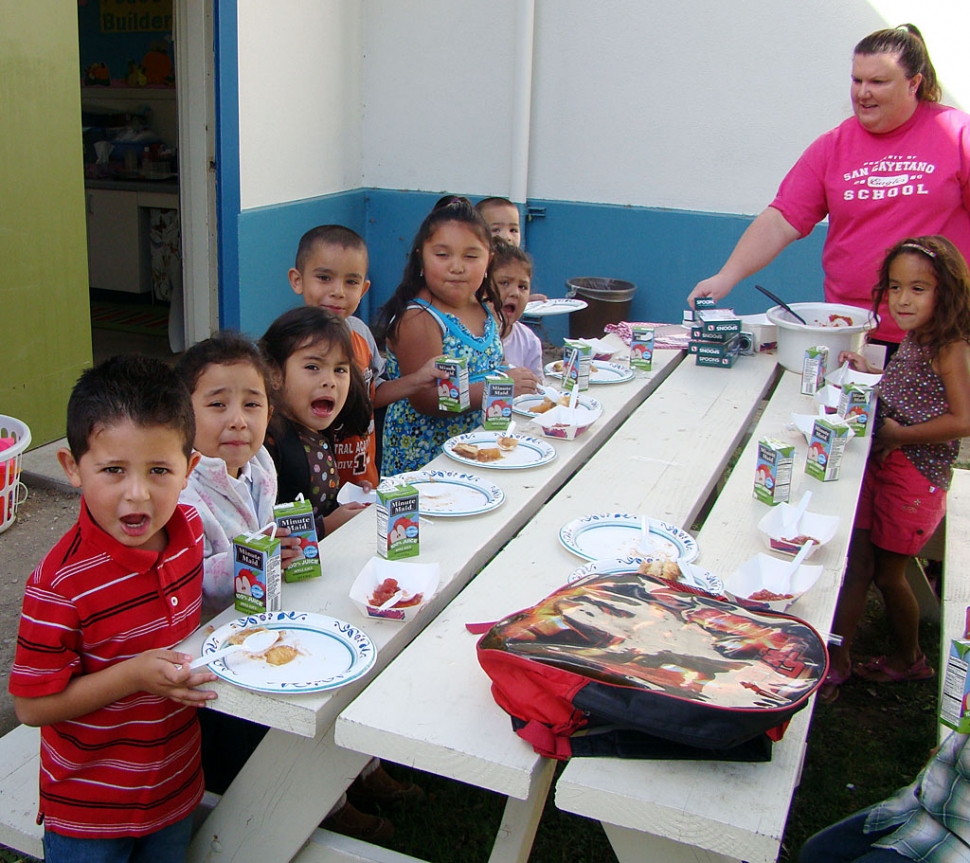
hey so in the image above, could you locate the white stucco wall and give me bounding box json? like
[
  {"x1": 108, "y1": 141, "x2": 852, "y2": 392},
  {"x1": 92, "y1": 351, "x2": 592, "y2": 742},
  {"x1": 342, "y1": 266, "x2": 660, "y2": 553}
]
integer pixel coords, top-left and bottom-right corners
[
  {"x1": 236, "y1": 1, "x2": 364, "y2": 210},
  {"x1": 236, "y1": 0, "x2": 970, "y2": 216}
]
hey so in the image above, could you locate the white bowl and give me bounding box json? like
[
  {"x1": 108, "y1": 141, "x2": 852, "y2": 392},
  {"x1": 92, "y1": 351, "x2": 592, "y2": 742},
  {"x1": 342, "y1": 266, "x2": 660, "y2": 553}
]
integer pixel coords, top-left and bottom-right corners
[
  {"x1": 349, "y1": 557, "x2": 440, "y2": 622},
  {"x1": 532, "y1": 403, "x2": 602, "y2": 441},
  {"x1": 791, "y1": 412, "x2": 855, "y2": 444},
  {"x1": 825, "y1": 365, "x2": 882, "y2": 388},
  {"x1": 724, "y1": 553, "x2": 824, "y2": 613},
  {"x1": 765, "y1": 303, "x2": 876, "y2": 373},
  {"x1": 757, "y1": 505, "x2": 840, "y2": 558}
]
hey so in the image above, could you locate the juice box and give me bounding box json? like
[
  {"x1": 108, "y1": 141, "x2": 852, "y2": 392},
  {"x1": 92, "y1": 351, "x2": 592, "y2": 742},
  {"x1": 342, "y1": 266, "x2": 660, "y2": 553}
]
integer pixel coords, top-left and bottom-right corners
[
  {"x1": 941, "y1": 610, "x2": 970, "y2": 732},
  {"x1": 376, "y1": 482, "x2": 420, "y2": 560},
  {"x1": 435, "y1": 357, "x2": 469, "y2": 412},
  {"x1": 806, "y1": 417, "x2": 850, "y2": 482},
  {"x1": 233, "y1": 531, "x2": 282, "y2": 615},
  {"x1": 630, "y1": 326, "x2": 655, "y2": 371},
  {"x1": 800, "y1": 346, "x2": 829, "y2": 396},
  {"x1": 838, "y1": 383, "x2": 875, "y2": 437},
  {"x1": 561, "y1": 341, "x2": 591, "y2": 391},
  {"x1": 274, "y1": 496, "x2": 321, "y2": 583},
  {"x1": 753, "y1": 437, "x2": 794, "y2": 505},
  {"x1": 481, "y1": 373, "x2": 514, "y2": 431}
]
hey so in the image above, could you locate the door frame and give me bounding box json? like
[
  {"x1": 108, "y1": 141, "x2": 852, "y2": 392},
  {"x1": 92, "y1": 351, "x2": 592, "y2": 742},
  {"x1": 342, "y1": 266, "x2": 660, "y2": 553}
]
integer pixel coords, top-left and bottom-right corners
[{"x1": 174, "y1": 0, "x2": 218, "y2": 346}]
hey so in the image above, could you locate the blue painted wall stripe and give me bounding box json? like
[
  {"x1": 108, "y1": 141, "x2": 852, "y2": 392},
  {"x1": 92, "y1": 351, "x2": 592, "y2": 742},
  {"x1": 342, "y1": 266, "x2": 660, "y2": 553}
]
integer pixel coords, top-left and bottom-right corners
[{"x1": 231, "y1": 188, "x2": 828, "y2": 342}]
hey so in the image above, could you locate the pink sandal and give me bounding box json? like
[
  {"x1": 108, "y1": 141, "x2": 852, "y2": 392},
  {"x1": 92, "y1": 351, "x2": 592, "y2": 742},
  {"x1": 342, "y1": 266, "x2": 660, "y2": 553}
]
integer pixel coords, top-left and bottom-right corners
[
  {"x1": 854, "y1": 654, "x2": 935, "y2": 683},
  {"x1": 817, "y1": 664, "x2": 851, "y2": 705}
]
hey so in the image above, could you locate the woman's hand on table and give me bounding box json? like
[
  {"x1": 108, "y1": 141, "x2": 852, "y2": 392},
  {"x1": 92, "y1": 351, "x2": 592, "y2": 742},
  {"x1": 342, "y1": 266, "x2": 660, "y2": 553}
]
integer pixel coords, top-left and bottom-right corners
[{"x1": 509, "y1": 366, "x2": 540, "y2": 395}]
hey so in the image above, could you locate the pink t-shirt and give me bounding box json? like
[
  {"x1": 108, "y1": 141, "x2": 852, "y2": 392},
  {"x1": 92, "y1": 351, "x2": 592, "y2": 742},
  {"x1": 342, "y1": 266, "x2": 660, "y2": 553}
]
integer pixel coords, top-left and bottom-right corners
[
  {"x1": 502, "y1": 320, "x2": 544, "y2": 378},
  {"x1": 771, "y1": 101, "x2": 970, "y2": 342}
]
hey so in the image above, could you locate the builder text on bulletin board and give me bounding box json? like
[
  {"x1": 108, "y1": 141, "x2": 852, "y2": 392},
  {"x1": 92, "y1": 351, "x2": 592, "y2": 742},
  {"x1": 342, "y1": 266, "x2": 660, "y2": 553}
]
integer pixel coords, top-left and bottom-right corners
[{"x1": 100, "y1": 0, "x2": 173, "y2": 33}]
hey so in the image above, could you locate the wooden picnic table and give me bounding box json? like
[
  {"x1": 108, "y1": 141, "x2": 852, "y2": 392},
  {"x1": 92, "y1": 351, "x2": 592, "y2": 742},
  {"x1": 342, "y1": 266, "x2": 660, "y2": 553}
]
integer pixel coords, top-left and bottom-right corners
[
  {"x1": 174, "y1": 339, "x2": 681, "y2": 863},
  {"x1": 336, "y1": 353, "x2": 873, "y2": 863}
]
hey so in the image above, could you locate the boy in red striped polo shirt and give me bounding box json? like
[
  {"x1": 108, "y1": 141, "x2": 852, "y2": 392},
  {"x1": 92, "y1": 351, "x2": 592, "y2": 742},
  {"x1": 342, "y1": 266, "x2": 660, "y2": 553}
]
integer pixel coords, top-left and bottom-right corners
[{"x1": 9, "y1": 356, "x2": 218, "y2": 863}]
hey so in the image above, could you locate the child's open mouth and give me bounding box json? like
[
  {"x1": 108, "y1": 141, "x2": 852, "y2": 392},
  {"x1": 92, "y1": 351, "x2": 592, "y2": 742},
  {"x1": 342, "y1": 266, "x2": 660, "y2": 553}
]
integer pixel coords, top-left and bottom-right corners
[
  {"x1": 312, "y1": 397, "x2": 336, "y2": 418},
  {"x1": 503, "y1": 302, "x2": 519, "y2": 317},
  {"x1": 120, "y1": 514, "x2": 150, "y2": 536}
]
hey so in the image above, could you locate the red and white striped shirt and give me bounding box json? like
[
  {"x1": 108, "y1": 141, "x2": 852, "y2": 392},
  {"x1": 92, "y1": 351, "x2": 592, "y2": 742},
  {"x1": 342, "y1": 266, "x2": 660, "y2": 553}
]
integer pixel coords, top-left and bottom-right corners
[{"x1": 9, "y1": 502, "x2": 206, "y2": 838}]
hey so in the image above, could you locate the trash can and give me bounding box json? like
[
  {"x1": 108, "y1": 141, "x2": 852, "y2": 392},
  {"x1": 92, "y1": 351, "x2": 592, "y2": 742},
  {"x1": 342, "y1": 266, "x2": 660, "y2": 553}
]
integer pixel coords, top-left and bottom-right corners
[{"x1": 566, "y1": 278, "x2": 638, "y2": 339}]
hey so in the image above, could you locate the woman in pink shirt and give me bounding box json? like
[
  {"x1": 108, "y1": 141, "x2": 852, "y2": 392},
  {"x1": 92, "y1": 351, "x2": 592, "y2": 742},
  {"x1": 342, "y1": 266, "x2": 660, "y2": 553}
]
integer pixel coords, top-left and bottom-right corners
[{"x1": 689, "y1": 25, "x2": 970, "y2": 348}]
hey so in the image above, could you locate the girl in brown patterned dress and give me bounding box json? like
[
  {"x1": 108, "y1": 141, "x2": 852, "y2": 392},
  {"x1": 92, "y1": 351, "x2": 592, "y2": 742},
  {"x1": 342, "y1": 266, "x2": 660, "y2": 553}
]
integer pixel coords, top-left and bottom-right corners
[{"x1": 821, "y1": 235, "x2": 970, "y2": 703}]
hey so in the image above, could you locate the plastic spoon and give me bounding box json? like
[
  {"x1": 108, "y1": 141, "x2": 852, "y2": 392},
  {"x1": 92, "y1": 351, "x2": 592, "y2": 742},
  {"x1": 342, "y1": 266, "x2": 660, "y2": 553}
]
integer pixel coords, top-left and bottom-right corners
[
  {"x1": 639, "y1": 515, "x2": 652, "y2": 554},
  {"x1": 189, "y1": 629, "x2": 280, "y2": 670},
  {"x1": 784, "y1": 491, "x2": 812, "y2": 532},
  {"x1": 785, "y1": 540, "x2": 815, "y2": 580},
  {"x1": 376, "y1": 589, "x2": 404, "y2": 611}
]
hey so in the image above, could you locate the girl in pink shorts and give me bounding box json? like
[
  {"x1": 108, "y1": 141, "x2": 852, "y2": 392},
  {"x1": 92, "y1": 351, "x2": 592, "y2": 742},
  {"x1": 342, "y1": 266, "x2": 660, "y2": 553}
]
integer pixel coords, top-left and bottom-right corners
[{"x1": 821, "y1": 235, "x2": 970, "y2": 703}]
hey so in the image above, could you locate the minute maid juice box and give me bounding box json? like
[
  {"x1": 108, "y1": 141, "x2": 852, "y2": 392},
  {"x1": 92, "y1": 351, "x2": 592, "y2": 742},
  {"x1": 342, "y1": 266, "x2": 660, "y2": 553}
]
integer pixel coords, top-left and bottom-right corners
[
  {"x1": 838, "y1": 383, "x2": 875, "y2": 437},
  {"x1": 753, "y1": 437, "x2": 794, "y2": 506},
  {"x1": 274, "y1": 496, "x2": 321, "y2": 583},
  {"x1": 806, "y1": 417, "x2": 850, "y2": 482},
  {"x1": 376, "y1": 482, "x2": 420, "y2": 560},
  {"x1": 562, "y1": 341, "x2": 591, "y2": 391},
  {"x1": 801, "y1": 346, "x2": 829, "y2": 395},
  {"x1": 233, "y1": 530, "x2": 282, "y2": 614},
  {"x1": 435, "y1": 357, "x2": 469, "y2": 412},
  {"x1": 941, "y1": 611, "x2": 970, "y2": 732},
  {"x1": 481, "y1": 372, "x2": 514, "y2": 431},
  {"x1": 630, "y1": 325, "x2": 655, "y2": 371}
]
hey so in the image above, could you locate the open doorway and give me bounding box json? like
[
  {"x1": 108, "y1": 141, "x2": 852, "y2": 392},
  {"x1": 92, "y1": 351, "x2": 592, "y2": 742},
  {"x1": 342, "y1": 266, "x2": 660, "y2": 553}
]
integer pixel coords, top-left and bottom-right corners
[{"x1": 77, "y1": 0, "x2": 216, "y2": 363}]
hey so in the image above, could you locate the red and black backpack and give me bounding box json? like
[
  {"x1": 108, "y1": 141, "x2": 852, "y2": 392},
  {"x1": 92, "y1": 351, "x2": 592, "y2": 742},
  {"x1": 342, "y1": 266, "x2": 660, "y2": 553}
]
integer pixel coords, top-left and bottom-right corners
[{"x1": 473, "y1": 571, "x2": 828, "y2": 762}]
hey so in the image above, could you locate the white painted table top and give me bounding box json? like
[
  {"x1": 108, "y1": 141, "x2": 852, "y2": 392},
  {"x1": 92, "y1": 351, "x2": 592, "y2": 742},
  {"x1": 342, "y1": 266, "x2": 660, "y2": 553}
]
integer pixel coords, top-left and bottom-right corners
[
  {"x1": 335, "y1": 352, "x2": 784, "y2": 800},
  {"x1": 556, "y1": 370, "x2": 872, "y2": 863},
  {"x1": 175, "y1": 342, "x2": 680, "y2": 738}
]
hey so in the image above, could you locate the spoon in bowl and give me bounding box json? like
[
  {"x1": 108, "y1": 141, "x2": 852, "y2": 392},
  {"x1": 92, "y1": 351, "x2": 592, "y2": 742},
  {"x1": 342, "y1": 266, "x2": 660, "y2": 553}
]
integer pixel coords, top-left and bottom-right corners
[{"x1": 755, "y1": 284, "x2": 808, "y2": 326}]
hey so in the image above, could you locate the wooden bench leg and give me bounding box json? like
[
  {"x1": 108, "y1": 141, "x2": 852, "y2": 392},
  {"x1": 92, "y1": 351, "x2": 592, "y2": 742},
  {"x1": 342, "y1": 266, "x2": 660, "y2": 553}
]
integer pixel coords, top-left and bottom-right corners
[
  {"x1": 486, "y1": 758, "x2": 556, "y2": 863},
  {"x1": 906, "y1": 557, "x2": 941, "y2": 623}
]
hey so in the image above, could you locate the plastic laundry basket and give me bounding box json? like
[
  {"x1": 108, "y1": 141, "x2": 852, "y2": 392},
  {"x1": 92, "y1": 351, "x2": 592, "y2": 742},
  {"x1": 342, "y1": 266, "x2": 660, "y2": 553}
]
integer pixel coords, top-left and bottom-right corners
[
  {"x1": 0, "y1": 415, "x2": 31, "y2": 534},
  {"x1": 566, "y1": 277, "x2": 638, "y2": 339}
]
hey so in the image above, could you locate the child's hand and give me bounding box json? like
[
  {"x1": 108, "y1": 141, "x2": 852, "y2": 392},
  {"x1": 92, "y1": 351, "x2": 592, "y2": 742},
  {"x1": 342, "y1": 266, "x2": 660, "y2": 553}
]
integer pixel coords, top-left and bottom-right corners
[
  {"x1": 417, "y1": 354, "x2": 447, "y2": 385},
  {"x1": 838, "y1": 351, "x2": 878, "y2": 374},
  {"x1": 323, "y1": 502, "x2": 369, "y2": 533},
  {"x1": 872, "y1": 417, "x2": 902, "y2": 463},
  {"x1": 508, "y1": 366, "x2": 540, "y2": 396},
  {"x1": 529, "y1": 292, "x2": 548, "y2": 303},
  {"x1": 273, "y1": 525, "x2": 304, "y2": 570},
  {"x1": 129, "y1": 649, "x2": 218, "y2": 707}
]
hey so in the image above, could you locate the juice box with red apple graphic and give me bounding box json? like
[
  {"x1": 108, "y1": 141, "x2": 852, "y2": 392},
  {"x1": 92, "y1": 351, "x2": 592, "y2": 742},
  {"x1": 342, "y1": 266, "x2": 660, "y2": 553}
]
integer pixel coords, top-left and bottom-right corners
[
  {"x1": 435, "y1": 357, "x2": 469, "y2": 412},
  {"x1": 806, "y1": 417, "x2": 850, "y2": 482},
  {"x1": 376, "y1": 482, "x2": 420, "y2": 560},
  {"x1": 274, "y1": 496, "x2": 321, "y2": 582},
  {"x1": 233, "y1": 531, "x2": 282, "y2": 614},
  {"x1": 481, "y1": 373, "x2": 514, "y2": 431}
]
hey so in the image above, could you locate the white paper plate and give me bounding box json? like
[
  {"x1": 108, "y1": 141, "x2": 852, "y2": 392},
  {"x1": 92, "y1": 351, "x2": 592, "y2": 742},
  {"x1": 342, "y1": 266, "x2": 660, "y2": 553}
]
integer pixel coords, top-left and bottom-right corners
[
  {"x1": 443, "y1": 431, "x2": 556, "y2": 470},
  {"x1": 201, "y1": 611, "x2": 376, "y2": 694},
  {"x1": 524, "y1": 298, "x2": 588, "y2": 317},
  {"x1": 567, "y1": 556, "x2": 722, "y2": 595},
  {"x1": 559, "y1": 513, "x2": 699, "y2": 562},
  {"x1": 544, "y1": 360, "x2": 635, "y2": 385},
  {"x1": 512, "y1": 390, "x2": 603, "y2": 419},
  {"x1": 386, "y1": 470, "x2": 505, "y2": 517}
]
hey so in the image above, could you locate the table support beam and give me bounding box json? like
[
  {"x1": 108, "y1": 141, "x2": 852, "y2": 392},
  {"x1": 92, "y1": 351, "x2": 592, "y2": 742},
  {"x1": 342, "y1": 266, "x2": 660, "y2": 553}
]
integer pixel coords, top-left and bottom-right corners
[{"x1": 487, "y1": 758, "x2": 556, "y2": 863}]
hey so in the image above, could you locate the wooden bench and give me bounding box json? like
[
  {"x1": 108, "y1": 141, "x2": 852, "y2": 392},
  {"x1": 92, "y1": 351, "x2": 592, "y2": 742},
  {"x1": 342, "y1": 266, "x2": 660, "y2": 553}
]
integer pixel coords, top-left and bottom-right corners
[{"x1": 0, "y1": 723, "x2": 42, "y2": 859}]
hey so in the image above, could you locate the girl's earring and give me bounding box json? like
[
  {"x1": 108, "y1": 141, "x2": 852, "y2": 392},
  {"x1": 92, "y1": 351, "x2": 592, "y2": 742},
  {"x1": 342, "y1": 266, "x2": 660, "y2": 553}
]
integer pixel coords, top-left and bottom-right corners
[{"x1": 420, "y1": 268, "x2": 424, "y2": 278}]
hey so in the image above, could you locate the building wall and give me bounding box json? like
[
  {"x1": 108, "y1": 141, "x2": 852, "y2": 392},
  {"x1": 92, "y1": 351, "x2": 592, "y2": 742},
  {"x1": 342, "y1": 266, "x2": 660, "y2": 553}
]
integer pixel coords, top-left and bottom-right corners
[
  {"x1": 1, "y1": 0, "x2": 91, "y2": 445},
  {"x1": 228, "y1": 0, "x2": 970, "y2": 338}
]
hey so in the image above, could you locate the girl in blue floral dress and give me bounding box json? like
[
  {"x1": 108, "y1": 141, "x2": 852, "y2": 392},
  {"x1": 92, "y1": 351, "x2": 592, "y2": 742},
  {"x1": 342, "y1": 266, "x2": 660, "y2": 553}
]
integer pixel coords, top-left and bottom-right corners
[{"x1": 379, "y1": 198, "x2": 540, "y2": 474}]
